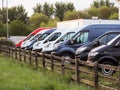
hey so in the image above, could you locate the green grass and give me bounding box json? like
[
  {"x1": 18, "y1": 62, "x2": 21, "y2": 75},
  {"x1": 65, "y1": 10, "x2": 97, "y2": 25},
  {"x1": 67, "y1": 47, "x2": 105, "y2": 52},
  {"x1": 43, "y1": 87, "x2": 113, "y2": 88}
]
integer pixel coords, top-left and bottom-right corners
[{"x1": 0, "y1": 54, "x2": 92, "y2": 90}]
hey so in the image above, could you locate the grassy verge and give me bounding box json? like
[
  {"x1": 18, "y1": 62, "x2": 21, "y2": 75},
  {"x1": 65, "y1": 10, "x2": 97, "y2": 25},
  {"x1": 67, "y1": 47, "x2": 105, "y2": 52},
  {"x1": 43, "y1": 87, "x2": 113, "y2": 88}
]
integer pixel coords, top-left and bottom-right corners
[{"x1": 0, "y1": 54, "x2": 92, "y2": 90}]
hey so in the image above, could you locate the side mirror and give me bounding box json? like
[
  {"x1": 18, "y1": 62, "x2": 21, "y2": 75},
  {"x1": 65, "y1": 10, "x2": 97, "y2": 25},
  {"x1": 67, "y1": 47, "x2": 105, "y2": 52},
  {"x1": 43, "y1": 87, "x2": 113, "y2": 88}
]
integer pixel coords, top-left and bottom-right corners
[
  {"x1": 93, "y1": 41, "x2": 99, "y2": 47},
  {"x1": 70, "y1": 39, "x2": 74, "y2": 45},
  {"x1": 115, "y1": 41, "x2": 120, "y2": 47}
]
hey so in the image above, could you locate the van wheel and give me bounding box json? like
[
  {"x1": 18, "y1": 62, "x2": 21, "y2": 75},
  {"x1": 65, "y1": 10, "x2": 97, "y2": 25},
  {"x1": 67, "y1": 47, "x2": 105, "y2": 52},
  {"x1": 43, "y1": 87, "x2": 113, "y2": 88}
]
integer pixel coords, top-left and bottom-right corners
[
  {"x1": 101, "y1": 61, "x2": 114, "y2": 76},
  {"x1": 61, "y1": 54, "x2": 74, "y2": 63}
]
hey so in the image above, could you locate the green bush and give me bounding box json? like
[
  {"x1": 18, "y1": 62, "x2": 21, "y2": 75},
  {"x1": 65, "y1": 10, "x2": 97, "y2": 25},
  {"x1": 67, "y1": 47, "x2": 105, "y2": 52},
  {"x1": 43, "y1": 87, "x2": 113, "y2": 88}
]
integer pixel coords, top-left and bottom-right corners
[{"x1": 0, "y1": 38, "x2": 15, "y2": 46}]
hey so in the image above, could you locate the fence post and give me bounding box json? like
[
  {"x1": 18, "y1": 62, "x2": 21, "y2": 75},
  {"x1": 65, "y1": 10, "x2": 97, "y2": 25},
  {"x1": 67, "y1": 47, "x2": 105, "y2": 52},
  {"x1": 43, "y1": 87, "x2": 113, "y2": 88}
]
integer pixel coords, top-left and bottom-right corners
[
  {"x1": 0, "y1": 45, "x2": 1, "y2": 52},
  {"x1": 8, "y1": 47, "x2": 10, "y2": 57},
  {"x1": 29, "y1": 50, "x2": 32, "y2": 65},
  {"x1": 61, "y1": 57, "x2": 65, "y2": 75},
  {"x1": 42, "y1": 52, "x2": 45, "y2": 68},
  {"x1": 11, "y1": 48, "x2": 13, "y2": 58},
  {"x1": 118, "y1": 65, "x2": 120, "y2": 90},
  {"x1": 35, "y1": 51, "x2": 38, "y2": 66},
  {"x1": 24, "y1": 49, "x2": 26, "y2": 62},
  {"x1": 15, "y1": 47, "x2": 17, "y2": 59},
  {"x1": 7, "y1": 46, "x2": 9, "y2": 56},
  {"x1": 75, "y1": 57, "x2": 80, "y2": 83},
  {"x1": 19, "y1": 48, "x2": 21, "y2": 61},
  {"x1": 51, "y1": 53, "x2": 54, "y2": 71},
  {"x1": 94, "y1": 62, "x2": 98, "y2": 90}
]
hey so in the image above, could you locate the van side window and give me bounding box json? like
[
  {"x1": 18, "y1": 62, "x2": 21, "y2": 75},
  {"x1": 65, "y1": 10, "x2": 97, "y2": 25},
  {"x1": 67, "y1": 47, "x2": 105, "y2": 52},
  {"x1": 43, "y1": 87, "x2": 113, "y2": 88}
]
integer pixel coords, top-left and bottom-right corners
[
  {"x1": 74, "y1": 32, "x2": 88, "y2": 44},
  {"x1": 99, "y1": 34, "x2": 118, "y2": 45},
  {"x1": 61, "y1": 32, "x2": 75, "y2": 41}
]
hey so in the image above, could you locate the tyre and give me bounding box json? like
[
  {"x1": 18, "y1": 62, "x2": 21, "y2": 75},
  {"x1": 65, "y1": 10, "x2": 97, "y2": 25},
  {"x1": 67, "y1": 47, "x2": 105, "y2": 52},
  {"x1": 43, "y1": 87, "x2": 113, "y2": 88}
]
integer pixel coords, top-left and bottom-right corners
[
  {"x1": 101, "y1": 61, "x2": 114, "y2": 76},
  {"x1": 61, "y1": 53, "x2": 74, "y2": 64}
]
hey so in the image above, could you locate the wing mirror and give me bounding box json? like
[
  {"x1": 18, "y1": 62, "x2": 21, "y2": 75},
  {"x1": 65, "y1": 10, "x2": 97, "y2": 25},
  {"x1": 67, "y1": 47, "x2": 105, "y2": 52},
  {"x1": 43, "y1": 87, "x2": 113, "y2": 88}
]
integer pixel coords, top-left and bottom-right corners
[
  {"x1": 115, "y1": 41, "x2": 120, "y2": 47},
  {"x1": 93, "y1": 40, "x2": 99, "y2": 46}
]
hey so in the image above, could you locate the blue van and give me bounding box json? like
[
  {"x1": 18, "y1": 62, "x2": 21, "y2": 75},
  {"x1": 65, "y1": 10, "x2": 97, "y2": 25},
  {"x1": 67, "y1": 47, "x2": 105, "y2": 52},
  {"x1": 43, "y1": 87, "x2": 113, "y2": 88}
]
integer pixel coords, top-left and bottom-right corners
[{"x1": 52, "y1": 24, "x2": 120, "y2": 60}]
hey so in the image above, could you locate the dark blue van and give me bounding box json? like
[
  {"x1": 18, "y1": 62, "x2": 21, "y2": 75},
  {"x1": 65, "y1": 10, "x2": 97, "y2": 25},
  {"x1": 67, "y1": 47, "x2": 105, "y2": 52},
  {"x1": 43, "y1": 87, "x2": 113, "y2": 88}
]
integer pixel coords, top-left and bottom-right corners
[{"x1": 52, "y1": 24, "x2": 120, "y2": 60}]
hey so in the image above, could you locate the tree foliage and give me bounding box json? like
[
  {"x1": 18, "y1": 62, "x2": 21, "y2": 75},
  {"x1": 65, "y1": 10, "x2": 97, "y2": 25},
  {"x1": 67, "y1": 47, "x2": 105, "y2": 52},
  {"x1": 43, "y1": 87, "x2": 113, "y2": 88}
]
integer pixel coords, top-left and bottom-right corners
[
  {"x1": 87, "y1": 7, "x2": 99, "y2": 18},
  {"x1": 0, "y1": 21, "x2": 6, "y2": 37},
  {"x1": 91, "y1": 0, "x2": 114, "y2": 8},
  {"x1": 98, "y1": 6, "x2": 111, "y2": 19},
  {"x1": 30, "y1": 13, "x2": 49, "y2": 29},
  {"x1": 9, "y1": 20, "x2": 28, "y2": 36},
  {"x1": 55, "y1": 2, "x2": 67, "y2": 21},
  {"x1": 64, "y1": 10, "x2": 78, "y2": 20},
  {"x1": 55, "y1": 2, "x2": 75, "y2": 21},
  {"x1": 109, "y1": 13, "x2": 118, "y2": 20},
  {"x1": 33, "y1": 3, "x2": 42, "y2": 13},
  {"x1": 43, "y1": 2, "x2": 54, "y2": 18}
]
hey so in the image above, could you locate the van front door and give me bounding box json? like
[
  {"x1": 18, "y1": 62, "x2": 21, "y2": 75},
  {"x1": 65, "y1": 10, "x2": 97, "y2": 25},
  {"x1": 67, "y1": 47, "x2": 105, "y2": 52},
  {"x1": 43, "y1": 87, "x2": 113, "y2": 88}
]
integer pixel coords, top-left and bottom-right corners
[{"x1": 70, "y1": 31, "x2": 89, "y2": 50}]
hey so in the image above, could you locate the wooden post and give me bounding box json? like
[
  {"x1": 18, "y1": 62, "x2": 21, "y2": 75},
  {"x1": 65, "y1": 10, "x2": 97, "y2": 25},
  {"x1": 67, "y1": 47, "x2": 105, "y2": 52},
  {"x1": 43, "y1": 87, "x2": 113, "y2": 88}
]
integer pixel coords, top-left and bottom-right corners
[
  {"x1": 51, "y1": 53, "x2": 54, "y2": 71},
  {"x1": 29, "y1": 50, "x2": 32, "y2": 65},
  {"x1": 75, "y1": 57, "x2": 80, "y2": 83},
  {"x1": 19, "y1": 48, "x2": 21, "y2": 61},
  {"x1": 0, "y1": 45, "x2": 1, "y2": 52},
  {"x1": 11, "y1": 48, "x2": 13, "y2": 58},
  {"x1": 24, "y1": 49, "x2": 26, "y2": 62},
  {"x1": 42, "y1": 53, "x2": 45, "y2": 68},
  {"x1": 118, "y1": 65, "x2": 120, "y2": 90},
  {"x1": 94, "y1": 62, "x2": 98, "y2": 90},
  {"x1": 35, "y1": 51, "x2": 38, "y2": 66},
  {"x1": 15, "y1": 47, "x2": 17, "y2": 59},
  {"x1": 8, "y1": 47, "x2": 10, "y2": 57},
  {"x1": 61, "y1": 57, "x2": 65, "y2": 75},
  {"x1": 6, "y1": 46, "x2": 9, "y2": 56}
]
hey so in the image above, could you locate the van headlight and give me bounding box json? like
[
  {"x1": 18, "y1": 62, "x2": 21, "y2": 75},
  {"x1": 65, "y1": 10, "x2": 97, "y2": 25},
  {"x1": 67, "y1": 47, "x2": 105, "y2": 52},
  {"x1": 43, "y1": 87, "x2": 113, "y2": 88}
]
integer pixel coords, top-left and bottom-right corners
[
  {"x1": 54, "y1": 43, "x2": 60, "y2": 49},
  {"x1": 88, "y1": 52, "x2": 99, "y2": 56}
]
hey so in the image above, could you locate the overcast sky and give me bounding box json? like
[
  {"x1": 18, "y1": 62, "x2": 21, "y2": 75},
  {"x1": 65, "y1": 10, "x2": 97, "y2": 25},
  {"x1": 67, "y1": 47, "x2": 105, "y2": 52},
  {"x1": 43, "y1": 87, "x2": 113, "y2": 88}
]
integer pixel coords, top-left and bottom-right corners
[{"x1": 0, "y1": 0, "x2": 118, "y2": 16}]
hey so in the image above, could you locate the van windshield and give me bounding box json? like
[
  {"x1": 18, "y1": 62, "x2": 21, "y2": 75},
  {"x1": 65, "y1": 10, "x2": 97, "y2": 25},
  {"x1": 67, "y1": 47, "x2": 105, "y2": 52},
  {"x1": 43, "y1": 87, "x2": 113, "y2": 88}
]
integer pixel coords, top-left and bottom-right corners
[
  {"x1": 73, "y1": 31, "x2": 89, "y2": 44},
  {"x1": 30, "y1": 34, "x2": 42, "y2": 41},
  {"x1": 38, "y1": 33, "x2": 50, "y2": 41},
  {"x1": 47, "y1": 32, "x2": 61, "y2": 42},
  {"x1": 26, "y1": 34, "x2": 35, "y2": 40},
  {"x1": 59, "y1": 32, "x2": 75, "y2": 42}
]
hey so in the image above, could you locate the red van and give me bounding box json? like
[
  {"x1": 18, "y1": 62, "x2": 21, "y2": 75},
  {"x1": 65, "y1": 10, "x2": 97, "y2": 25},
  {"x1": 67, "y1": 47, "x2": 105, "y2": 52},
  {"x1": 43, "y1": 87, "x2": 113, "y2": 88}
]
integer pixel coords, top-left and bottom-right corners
[{"x1": 15, "y1": 27, "x2": 50, "y2": 48}]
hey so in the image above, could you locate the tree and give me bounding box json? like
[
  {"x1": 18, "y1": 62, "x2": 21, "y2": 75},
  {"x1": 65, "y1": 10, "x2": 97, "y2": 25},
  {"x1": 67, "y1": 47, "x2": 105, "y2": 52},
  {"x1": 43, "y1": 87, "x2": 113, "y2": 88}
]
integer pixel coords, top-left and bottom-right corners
[
  {"x1": 0, "y1": 8, "x2": 7, "y2": 23},
  {"x1": 64, "y1": 10, "x2": 78, "y2": 20},
  {"x1": 16, "y1": 5, "x2": 28, "y2": 23},
  {"x1": 30, "y1": 13, "x2": 49, "y2": 29},
  {"x1": 40, "y1": 19, "x2": 58, "y2": 27},
  {"x1": 0, "y1": 21, "x2": 6, "y2": 37},
  {"x1": 98, "y1": 6, "x2": 111, "y2": 19},
  {"x1": 91, "y1": 0, "x2": 114, "y2": 8},
  {"x1": 8, "y1": 5, "x2": 28, "y2": 23},
  {"x1": 55, "y1": 2, "x2": 67, "y2": 21},
  {"x1": 33, "y1": 3, "x2": 42, "y2": 13},
  {"x1": 110, "y1": 7, "x2": 118, "y2": 15},
  {"x1": 42, "y1": 2, "x2": 54, "y2": 18},
  {"x1": 9, "y1": 20, "x2": 28, "y2": 36},
  {"x1": 109, "y1": 13, "x2": 118, "y2": 20},
  {"x1": 87, "y1": 7, "x2": 99, "y2": 18},
  {"x1": 66, "y1": 2, "x2": 74, "y2": 11}
]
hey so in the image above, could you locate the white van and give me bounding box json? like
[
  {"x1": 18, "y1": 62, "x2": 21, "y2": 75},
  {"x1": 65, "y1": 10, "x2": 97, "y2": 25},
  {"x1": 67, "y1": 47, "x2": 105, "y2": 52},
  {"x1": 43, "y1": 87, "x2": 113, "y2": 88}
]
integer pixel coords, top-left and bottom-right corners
[
  {"x1": 21, "y1": 29, "x2": 51, "y2": 49},
  {"x1": 33, "y1": 27, "x2": 81, "y2": 51},
  {"x1": 41, "y1": 27, "x2": 83, "y2": 53}
]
